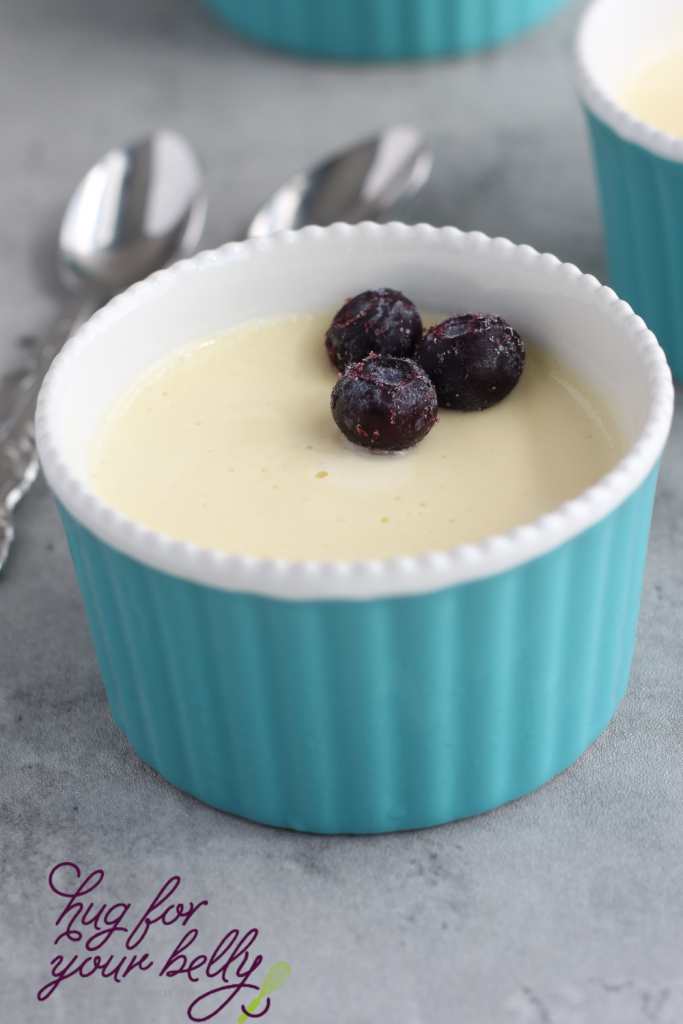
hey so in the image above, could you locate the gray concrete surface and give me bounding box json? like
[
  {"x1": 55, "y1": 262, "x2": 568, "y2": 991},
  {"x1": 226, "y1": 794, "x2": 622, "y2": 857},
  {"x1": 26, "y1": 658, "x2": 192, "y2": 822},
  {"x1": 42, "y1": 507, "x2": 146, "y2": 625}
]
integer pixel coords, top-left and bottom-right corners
[{"x1": 2, "y1": 1, "x2": 683, "y2": 1021}]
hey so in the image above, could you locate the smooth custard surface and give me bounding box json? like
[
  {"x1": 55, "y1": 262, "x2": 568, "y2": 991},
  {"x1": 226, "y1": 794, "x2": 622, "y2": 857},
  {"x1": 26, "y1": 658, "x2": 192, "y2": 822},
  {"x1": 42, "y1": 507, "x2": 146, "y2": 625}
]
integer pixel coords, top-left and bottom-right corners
[
  {"x1": 89, "y1": 312, "x2": 623, "y2": 562},
  {"x1": 619, "y1": 37, "x2": 683, "y2": 138}
]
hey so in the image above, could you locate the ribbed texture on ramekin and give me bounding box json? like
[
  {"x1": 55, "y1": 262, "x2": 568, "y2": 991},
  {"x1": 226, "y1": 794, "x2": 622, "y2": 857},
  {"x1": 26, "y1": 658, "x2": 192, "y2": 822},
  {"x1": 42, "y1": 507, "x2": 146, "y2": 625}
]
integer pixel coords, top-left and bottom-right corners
[
  {"x1": 203, "y1": 0, "x2": 570, "y2": 59},
  {"x1": 59, "y1": 465, "x2": 657, "y2": 834},
  {"x1": 585, "y1": 111, "x2": 683, "y2": 382}
]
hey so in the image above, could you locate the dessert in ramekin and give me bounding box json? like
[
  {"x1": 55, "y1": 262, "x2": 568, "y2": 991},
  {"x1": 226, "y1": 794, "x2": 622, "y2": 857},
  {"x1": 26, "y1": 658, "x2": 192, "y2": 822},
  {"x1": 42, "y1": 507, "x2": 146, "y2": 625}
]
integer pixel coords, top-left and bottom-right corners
[
  {"x1": 36, "y1": 223, "x2": 673, "y2": 834},
  {"x1": 577, "y1": 0, "x2": 683, "y2": 381}
]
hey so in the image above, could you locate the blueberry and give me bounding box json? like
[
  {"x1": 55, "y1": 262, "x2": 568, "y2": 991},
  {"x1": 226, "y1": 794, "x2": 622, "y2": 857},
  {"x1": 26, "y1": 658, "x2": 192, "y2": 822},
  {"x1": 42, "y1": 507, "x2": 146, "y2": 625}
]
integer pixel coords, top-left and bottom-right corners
[
  {"x1": 415, "y1": 313, "x2": 525, "y2": 411},
  {"x1": 325, "y1": 288, "x2": 423, "y2": 372},
  {"x1": 331, "y1": 354, "x2": 438, "y2": 452}
]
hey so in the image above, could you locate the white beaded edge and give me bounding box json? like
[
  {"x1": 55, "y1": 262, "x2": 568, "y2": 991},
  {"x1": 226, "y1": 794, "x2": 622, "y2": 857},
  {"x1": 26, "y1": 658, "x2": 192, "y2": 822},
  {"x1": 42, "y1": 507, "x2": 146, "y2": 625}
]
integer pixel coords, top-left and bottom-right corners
[
  {"x1": 576, "y1": 0, "x2": 683, "y2": 164},
  {"x1": 35, "y1": 222, "x2": 674, "y2": 602}
]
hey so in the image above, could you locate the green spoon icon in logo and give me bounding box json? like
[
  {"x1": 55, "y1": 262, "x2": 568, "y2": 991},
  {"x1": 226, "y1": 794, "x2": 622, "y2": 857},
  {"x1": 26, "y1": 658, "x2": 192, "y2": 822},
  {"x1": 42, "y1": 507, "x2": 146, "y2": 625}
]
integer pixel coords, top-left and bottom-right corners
[{"x1": 238, "y1": 962, "x2": 291, "y2": 1022}]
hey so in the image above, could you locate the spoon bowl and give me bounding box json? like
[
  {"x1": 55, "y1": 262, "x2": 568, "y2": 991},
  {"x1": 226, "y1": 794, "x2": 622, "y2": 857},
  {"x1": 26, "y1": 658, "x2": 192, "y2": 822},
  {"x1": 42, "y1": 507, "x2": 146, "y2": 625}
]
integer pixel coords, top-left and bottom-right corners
[
  {"x1": 247, "y1": 125, "x2": 432, "y2": 238},
  {"x1": 58, "y1": 129, "x2": 206, "y2": 296}
]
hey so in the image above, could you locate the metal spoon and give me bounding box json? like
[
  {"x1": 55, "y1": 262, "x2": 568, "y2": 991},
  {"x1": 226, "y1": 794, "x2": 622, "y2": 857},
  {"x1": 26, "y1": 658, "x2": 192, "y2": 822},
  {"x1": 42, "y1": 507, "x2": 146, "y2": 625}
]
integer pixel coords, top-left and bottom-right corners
[
  {"x1": 247, "y1": 124, "x2": 432, "y2": 237},
  {"x1": 0, "y1": 129, "x2": 206, "y2": 570}
]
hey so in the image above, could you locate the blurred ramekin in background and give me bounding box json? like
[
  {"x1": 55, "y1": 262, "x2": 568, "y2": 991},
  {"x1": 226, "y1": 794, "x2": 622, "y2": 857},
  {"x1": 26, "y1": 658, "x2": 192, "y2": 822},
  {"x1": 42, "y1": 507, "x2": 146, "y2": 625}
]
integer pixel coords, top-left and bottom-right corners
[
  {"x1": 36, "y1": 223, "x2": 672, "y2": 834},
  {"x1": 203, "y1": 0, "x2": 571, "y2": 60},
  {"x1": 577, "y1": 0, "x2": 683, "y2": 382}
]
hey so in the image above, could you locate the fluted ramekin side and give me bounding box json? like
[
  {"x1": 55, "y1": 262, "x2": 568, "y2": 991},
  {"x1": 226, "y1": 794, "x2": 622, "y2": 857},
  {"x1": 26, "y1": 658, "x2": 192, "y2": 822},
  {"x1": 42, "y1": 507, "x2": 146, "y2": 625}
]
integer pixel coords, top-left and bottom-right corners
[{"x1": 203, "y1": 0, "x2": 570, "y2": 61}]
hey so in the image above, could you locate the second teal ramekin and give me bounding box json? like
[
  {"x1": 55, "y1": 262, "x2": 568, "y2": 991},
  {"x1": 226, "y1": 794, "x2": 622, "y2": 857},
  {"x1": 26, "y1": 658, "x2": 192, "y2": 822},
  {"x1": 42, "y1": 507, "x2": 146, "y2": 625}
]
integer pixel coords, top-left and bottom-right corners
[
  {"x1": 203, "y1": 0, "x2": 570, "y2": 60},
  {"x1": 35, "y1": 224, "x2": 673, "y2": 834},
  {"x1": 577, "y1": 0, "x2": 683, "y2": 382}
]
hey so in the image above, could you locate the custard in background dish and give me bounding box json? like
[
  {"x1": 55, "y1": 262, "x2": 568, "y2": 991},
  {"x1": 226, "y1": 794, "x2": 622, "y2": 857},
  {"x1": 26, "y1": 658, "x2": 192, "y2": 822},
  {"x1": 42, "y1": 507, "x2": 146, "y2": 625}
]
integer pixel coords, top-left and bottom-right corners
[
  {"x1": 619, "y1": 37, "x2": 683, "y2": 138},
  {"x1": 89, "y1": 311, "x2": 623, "y2": 562},
  {"x1": 577, "y1": 0, "x2": 683, "y2": 382}
]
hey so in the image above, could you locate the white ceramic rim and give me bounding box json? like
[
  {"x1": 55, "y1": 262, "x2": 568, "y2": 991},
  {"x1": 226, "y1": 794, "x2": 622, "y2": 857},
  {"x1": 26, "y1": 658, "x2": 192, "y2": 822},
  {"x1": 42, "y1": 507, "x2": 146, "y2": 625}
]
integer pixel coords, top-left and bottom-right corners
[
  {"x1": 576, "y1": 0, "x2": 683, "y2": 164},
  {"x1": 36, "y1": 222, "x2": 674, "y2": 602}
]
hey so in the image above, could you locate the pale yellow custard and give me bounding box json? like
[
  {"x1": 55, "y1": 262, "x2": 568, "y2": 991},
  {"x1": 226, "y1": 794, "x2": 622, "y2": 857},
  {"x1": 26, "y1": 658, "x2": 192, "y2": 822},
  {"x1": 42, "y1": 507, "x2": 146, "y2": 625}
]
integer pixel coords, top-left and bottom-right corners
[
  {"x1": 89, "y1": 312, "x2": 623, "y2": 562},
  {"x1": 619, "y1": 38, "x2": 683, "y2": 138}
]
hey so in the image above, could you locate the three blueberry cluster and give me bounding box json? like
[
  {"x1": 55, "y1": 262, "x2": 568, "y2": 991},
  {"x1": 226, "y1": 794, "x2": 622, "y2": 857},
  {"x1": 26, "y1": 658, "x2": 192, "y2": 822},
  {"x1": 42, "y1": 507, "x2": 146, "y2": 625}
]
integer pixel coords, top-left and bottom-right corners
[{"x1": 327, "y1": 289, "x2": 526, "y2": 451}]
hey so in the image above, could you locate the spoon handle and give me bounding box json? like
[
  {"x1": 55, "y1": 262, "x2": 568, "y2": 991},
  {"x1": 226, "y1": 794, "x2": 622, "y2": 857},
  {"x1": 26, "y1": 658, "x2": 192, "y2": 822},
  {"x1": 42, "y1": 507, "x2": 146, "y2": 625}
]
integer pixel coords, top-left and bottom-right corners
[{"x1": 0, "y1": 298, "x2": 99, "y2": 572}]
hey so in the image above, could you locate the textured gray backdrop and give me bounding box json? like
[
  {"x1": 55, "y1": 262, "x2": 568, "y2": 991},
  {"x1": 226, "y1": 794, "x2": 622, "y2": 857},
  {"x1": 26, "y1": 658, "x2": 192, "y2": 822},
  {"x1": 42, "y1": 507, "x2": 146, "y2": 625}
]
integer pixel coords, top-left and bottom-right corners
[{"x1": 2, "y1": 1, "x2": 682, "y2": 1022}]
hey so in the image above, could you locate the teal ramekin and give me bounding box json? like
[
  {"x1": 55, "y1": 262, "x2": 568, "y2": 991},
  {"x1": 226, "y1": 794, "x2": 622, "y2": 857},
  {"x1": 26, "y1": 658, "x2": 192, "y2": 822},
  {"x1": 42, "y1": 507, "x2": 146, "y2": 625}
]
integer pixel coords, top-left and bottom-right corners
[
  {"x1": 577, "y1": 0, "x2": 683, "y2": 382},
  {"x1": 203, "y1": 0, "x2": 571, "y2": 60},
  {"x1": 35, "y1": 224, "x2": 673, "y2": 834}
]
